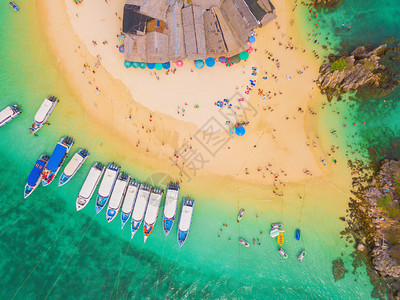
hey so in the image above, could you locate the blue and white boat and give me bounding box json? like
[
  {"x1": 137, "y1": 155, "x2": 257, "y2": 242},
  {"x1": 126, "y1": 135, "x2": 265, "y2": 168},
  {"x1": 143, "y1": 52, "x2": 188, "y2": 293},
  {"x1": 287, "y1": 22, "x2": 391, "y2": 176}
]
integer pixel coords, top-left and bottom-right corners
[
  {"x1": 143, "y1": 188, "x2": 164, "y2": 242},
  {"x1": 95, "y1": 163, "x2": 120, "y2": 214},
  {"x1": 130, "y1": 184, "x2": 151, "y2": 238},
  {"x1": 177, "y1": 198, "x2": 195, "y2": 247},
  {"x1": 24, "y1": 154, "x2": 49, "y2": 198},
  {"x1": 120, "y1": 179, "x2": 140, "y2": 229},
  {"x1": 106, "y1": 172, "x2": 130, "y2": 223},
  {"x1": 30, "y1": 96, "x2": 59, "y2": 134},
  {"x1": 0, "y1": 105, "x2": 21, "y2": 127},
  {"x1": 76, "y1": 163, "x2": 105, "y2": 211},
  {"x1": 58, "y1": 149, "x2": 89, "y2": 186},
  {"x1": 9, "y1": 2, "x2": 19, "y2": 12},
  {"x1": 162, "y1": 183, "x2": 180, "y2": 236},
  {"x1": 296, "y1": 229, "x2": 301, "y2": 241},
  {"x1": 42, "y1": 137, "x2": 74, "y2": 186}
]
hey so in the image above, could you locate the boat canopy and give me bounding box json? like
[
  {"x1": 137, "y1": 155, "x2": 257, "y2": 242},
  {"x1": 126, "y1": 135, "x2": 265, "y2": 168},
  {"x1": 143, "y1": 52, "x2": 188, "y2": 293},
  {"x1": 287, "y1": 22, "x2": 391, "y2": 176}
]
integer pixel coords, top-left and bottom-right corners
[
  {"x1": 98, "y1": 169, "x2": 118, "y2": 197},
  {"x1": 163, "y1": 189, "x2": 179, "y2": 219},
  {"x1": 27, "y1": 160, "x2": 46, "y2": 186},
  {"x1": 0, "y1": 107, "x2": 14, "y2": 123},
  {"x1": 108, "y1": 177, "x2": 129, "y2": 209},
  {"x1": 34, "y1": 99, "x2": 53, "y2": 123},
  {"x1": 63, "y1": 153, "x2": 84, "y2": 177},
  {"x1": 131, "y1": 189, "x2": 150, "y2": 220},
  {"x1": 144, "y1": 193, "x2": 162, "y2": 224},
  {"x1": 121, "y1": 184, "x2": 139, "y2": 213},
  {"x1": 179, "y1": 205, "x2": 193, "y2": 232},
  {"x1": 47, "y1": 143, "x2": 67, "y2": 171},
  {"x1": 79, "y1": 166, "x2": 102, "y2": 199}
]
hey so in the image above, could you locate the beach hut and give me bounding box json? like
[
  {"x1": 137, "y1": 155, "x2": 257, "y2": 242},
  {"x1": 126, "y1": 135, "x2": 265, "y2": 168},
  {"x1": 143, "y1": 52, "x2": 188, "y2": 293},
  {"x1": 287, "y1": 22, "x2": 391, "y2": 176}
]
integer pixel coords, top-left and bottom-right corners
[
  {"x1": 147, "y1": 20, "x2": 167, "y2": 33},
  {"x1": 124, "y1": 34, "x2": 147, "y2": 63},
  {"x1": 123, "y1": 4, "x2": 153, "y2": 36},
  {"x1": 167, "y1": 2, "x2": 186, "y2": 61},
  {"x1": 138, "y1": 0, "x2": 169, "y2": 22},
  {"x1": 146, "y1": 31, "x2": 169, "y2": 63},
  {"x1": 182, "y1": 5, "x2": 207, "y2": 61}
]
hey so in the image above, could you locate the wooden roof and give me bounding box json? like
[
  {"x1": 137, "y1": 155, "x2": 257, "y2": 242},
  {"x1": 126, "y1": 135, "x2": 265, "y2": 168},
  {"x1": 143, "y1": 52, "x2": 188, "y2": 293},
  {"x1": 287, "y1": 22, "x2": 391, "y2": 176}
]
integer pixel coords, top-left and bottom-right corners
[{"x1": 182, "y1": 5, "x2": 207, "y2": 60}]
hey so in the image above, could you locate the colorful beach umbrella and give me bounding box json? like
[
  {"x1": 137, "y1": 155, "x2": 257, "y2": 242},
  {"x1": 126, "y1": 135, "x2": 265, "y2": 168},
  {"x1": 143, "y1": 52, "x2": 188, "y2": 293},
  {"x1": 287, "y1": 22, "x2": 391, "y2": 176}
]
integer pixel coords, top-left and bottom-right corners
[
  {"x1": 119, "y1": 45, "x2": 125, "y2": 53},
  {"x1": 247, "y1": 46, "x2": 253, "y2": 54},
  {"x1": 225, "y1": 58, "x2": 233, "y2": 67},
  {"x1": 139, "y1": 62, "x2": 147, "y2": 69},
  {"x1": 248, "y1": 35, "x2": 256, "y2": 43},
  {"x1": 155, "y1": 63, "x2": 163, "y2": 70},
  {"x1": 176, "y1": 60, "x2": 183, "y2": 67},
  {"x1": 205, "y1": 57, "x2": 215, "y2": 67},
  {"x1": 132, "y1": 62, "x2": 140, "y2": 69},
  {"x1": 218, "y1": 56, "x2": 227, "y2": 63},
  {"x1": 147, "y1": 63, "x2": 155, "y2": 69},
  {"x1": 195, "y1": 60, "x2": 204, "y2": 69},
  {"x1": 162, "y1": 62, "x2": 171, "y2": 69},
  {"x1": 73, "y1": 0, "x2": 83, "y2": 4},
  {"x1": 117, "y1": 34, "x2": 125, "y2": 42},
  {"x1": 235, "y1": 126, "x2": 246, "y2": 136},
  {"x1": 231, "y1": 54, "x2": 241, "y2": 64},
  {"x1": 124, "y1": 61, "x2": 132, "y2": 68},
  {"x1": 239, "y1": 51, "x2": 249, "y2": 61}
]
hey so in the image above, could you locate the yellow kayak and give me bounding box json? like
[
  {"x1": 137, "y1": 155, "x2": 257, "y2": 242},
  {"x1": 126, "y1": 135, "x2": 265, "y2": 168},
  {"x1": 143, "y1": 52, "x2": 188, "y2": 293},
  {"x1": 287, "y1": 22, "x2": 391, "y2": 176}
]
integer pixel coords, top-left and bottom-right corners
[{"x1": 277, "y1": 232, "x2": 284, "y2": 246}]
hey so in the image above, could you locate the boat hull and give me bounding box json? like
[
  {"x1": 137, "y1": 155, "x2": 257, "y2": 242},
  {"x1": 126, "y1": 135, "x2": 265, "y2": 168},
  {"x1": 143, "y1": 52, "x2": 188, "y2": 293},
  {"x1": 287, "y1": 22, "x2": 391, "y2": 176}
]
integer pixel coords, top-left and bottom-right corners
[
  {"x1": 131, "y1": 219, "x2": 143, "y2": 238},
  {"x1": 76, "y1": 196, "x2": 90, "y2": 211},
  {"x1": 58, "y1": 173, "x2": 72, "y2": 186},
  {"x1": 106, "y1": 208, "x2": 119, "y2": 222},
  {"x1": 24, "y1": 180, "x2": 40, "y2": 199},
  {"x1": 121, "y1": 212, "x2": 131, "y2": 229},
  {"x1": 30, "y1": 97, "x2": 58, "y2": 134},
  {"x1": 162, "y1": 216, "x2": 175, "y2": 236},
  {"x1": 143, "y1": 223, "x2": 155, "y2": 242},
  {"x1": 96, "y1": 195, "x2": 110, "y2": 214},
  {"x1": 177, "y1": 230, "x2": 189, "y2": 247},
  {"x1": 42, "y1": 170, "x2": 56, "y2": 186}
]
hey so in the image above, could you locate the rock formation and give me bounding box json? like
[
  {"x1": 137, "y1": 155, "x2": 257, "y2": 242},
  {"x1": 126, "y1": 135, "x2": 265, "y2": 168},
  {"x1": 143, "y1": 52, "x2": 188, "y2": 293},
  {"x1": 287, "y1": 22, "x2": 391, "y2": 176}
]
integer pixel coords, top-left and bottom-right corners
[
  {"x1": 317, "y1": 45, "x2": 399, "y2": 100},
  {"x1": 314, "y1": 0, "x2": 343, "y2": 9}
]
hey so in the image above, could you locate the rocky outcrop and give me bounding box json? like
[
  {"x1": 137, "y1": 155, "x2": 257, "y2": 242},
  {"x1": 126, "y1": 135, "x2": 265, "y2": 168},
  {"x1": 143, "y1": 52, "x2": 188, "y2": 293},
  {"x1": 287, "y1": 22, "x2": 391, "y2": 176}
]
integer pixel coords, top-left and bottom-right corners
[{"x1": 314, "y1": 0, "x2": 343, "y2": 9}]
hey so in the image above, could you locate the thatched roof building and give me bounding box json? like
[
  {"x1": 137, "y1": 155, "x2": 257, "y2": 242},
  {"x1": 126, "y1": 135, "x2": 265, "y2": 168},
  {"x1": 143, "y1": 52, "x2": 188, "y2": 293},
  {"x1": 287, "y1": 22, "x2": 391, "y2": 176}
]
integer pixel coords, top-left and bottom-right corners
[
  {"x1": 167, "y1": 2, "x2": 186, "y2": 61},
  {"x1": 182, "y1": 5, "x2": 207, "y2": 60},
  {"x1": 125, "y1": 0, "x2": 169, "y2": 21},
  {"x1": 146, "y1": 31, "x2": 169, "y2": 63},
  {"x1": 203, "y1": 6, "x2": 246, "y2": 57},
  {"x1": 124, "y1": 34, "x2": 147, "y2": 62},
  {"x1": 123, "y1": 4, "x2": 152, "y2": 35}
]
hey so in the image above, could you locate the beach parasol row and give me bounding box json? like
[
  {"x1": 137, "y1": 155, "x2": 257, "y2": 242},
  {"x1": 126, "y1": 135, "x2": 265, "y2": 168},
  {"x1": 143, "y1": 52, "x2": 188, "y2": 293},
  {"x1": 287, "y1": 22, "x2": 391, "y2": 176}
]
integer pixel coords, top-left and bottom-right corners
[{"x1": 73, "y1": 0, "x2": 83, "y2": 4}]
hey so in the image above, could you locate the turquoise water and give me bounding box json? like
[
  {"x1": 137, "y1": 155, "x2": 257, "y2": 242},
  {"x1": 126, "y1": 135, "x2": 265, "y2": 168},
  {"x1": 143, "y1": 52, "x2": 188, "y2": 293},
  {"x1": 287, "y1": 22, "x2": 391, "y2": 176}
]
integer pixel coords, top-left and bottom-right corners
[{"x1": 1, "y1": 0, "x2": 399, "y2": 299}]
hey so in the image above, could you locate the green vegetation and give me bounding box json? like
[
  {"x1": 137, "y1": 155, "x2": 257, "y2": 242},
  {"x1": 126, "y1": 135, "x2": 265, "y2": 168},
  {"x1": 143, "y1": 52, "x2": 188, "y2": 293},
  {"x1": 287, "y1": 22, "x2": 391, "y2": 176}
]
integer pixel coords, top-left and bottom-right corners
[
  {"x1": 364, "y1": 61, "x2": 375, "y2": 70},
  {"x1": 377, "y1": 195, "x2": 392, "y2": 208},
  {"x1": 387, "y1": 206, "x2": 400, "y2": 219},
  {"x1": 394, "y1": 175, "x2": 400, "y2": 195},
  {"x1": 330, "y1": 58, "x2": 347, "y2": 72}
]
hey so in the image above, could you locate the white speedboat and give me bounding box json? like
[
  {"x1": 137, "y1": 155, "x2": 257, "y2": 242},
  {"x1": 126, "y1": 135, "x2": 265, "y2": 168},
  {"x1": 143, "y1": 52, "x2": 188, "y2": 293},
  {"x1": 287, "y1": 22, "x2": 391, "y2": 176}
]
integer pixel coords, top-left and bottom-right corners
[
  {"x1": 76, "y1": 163, "x2": 105, "y2": 211},
  {"x1": 271, "y1": 223, "x2": 283, "y2": 229},
  {"x1": 42, "y1": 137, "x2": 74, "y2": 186},
  {"x1": 130, "y1": 184, "x2": 151, "y2": 238},
  {"x1": 0, "y1": 105, "x2": 21, "y2": 127},
  {"x1": 106, "y1": 172, "x2": 130, "y2": 222},
  {"x1": 270, "y1": 229, "x2": 285, "y2": 238},
  {"x1": 278, "y1": 248, "x2": 288, "y2": 259},
  {"x1": 95, "y1": 163, "x2": 120, "y2": 214},
  {"x1": 120, "y1": 179, "x2": 140, "y2": 229},
  {"x1": 162, "y1": 183, "x2": 180, "y2": 236},
  {"x1": 143, "y1": 188, "x2": 164, "y2": 242},
  {"x1": 30, "y1": 96, "x2": 59, "y2": 134},
  {"x1": 239, "y1": 238, "x2": 249, "y2": 247},
  {"x1": 298, "y1": 250, "x2": 306, "y2": 262},
  {"x1": 237, "y1": 208, "x2": 245, "y2": 222},
  {"x1": 177, "y1": 198, "x2": 195, "y2": 247},
  {"x1": 58, "y1": 149, "x2": 89, "y2": 186},
  {"x1": 24, "y1": 154, "x2": 49, "y2": 198}
]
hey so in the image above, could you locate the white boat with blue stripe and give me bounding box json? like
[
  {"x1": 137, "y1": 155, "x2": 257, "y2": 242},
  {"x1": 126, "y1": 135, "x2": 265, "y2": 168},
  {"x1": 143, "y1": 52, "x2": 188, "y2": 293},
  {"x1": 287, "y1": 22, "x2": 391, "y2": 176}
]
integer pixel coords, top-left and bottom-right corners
[
  {"x1": 131, "y1": 184, "x2": 151, "y2": 238},
  {"x1": 30, "y1": 96, "x2": 59, "y2": 134},
  {"x1": 143, "y1": 188, "x2": 164, "y2": 243},
  {"x1": 95, "y1": 163, "x2": 120, "y2": 214},
  {"x1": 24, "y1": 154, "x2": 49, "y2": 198},
  {"x1": 106, "y1": 172, "x2": 130, "y2": 223},
  {"x1": 120, "y1": 179, "x2": 140, "y2": 229},
  {"x1": 177, "y1": 198, "x2": 195, "y2": 247},
  {"x1": 0, "y1": 104, "x2": 21, "y2": 127},
  {"x1": 162, "y1": 183, "x2": 180, "y2": 236},
  {"x1": 58, "y1": 149, "x2": 89, "y2": 186}
]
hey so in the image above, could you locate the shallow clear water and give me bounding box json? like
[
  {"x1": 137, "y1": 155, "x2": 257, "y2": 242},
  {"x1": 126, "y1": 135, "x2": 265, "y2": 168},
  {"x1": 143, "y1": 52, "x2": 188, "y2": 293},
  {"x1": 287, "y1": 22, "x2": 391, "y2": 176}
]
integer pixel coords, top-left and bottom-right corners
[{"x1": 1, "y1": 0, "x2": 399, "y2": 299}]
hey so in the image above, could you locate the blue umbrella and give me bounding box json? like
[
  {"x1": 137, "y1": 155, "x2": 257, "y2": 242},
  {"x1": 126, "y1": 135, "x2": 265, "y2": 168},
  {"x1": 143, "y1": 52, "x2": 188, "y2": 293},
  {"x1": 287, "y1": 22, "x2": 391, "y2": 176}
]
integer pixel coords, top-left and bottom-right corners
[
  {"x1": 132, "y1": 62, "x2": 140, "y2": 69},
  {"x1": 147, "y1": 63, "x2": 155, "y2": 69},
  {"x1": 124, "y1": 61, "x2": 132, "y2": 68},
  {"x1": 205, "y1": 57, "x2": 215, "y2": 67},
  {"x1": 195, "y1": 60, "x2": 204, "y2": 69},
  {"x1": 155, "y1": 63, "x2": 163, "y2": 70},
  {"x1": 249, "y1": 36, "x2": 256, "y2": 43},
  {"x1": 235, "y1": 126, "x2": 246, "y2": 136},
  {"x1": 162, "y1": 62, "x2": 171, "y2": 69},
  {"x1": 139, "y1": 62, "x2": 147, "y2": 69}
]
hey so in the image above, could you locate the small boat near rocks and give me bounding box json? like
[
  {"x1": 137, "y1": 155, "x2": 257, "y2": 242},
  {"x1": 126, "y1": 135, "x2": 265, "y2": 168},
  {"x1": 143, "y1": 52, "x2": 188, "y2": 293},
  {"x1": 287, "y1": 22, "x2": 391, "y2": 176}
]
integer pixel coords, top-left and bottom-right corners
[
  {"x1": 239, "y1": 238, "x2": 249, "y2": 247},
  {"x1": 42, "y1": 137, "x2": 74, "y2": 186},
  {"x1": 106, "y1": 172, "x2": 130, "y2": 222},
  {"x1": 177, "y1": 198, "x2": 195, "y2": 247},
  {"x1": 237, "y1": 208, "x2": 245, "y2": 222},
  {"x1": 0, "y1": 105, "x2": 21, "y2": 127},
  {"x1": 120, "y1": 179, "x2": 140, "y2": 229},
  {"x1": 24, "y1": 154, "x2": 49, "y2": 198},
  {"x1": 58, "y1": 149, "x2": 89, "y2": 186},
  {"x1": 278, "y1": 248, "x2": 288, "y2": 259},
  {"x1": 30, "y1": 96, "x2": 59, "y2": 134},
  {"x1": 95, "y1": 163, "x2": 120, "y2": 214},
  {"x1": 162, "y1": 183, "x2": 180, "y2": 236},
  {"x1": 76, "y1": 163, "x2": 105, "y2": 211}
]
